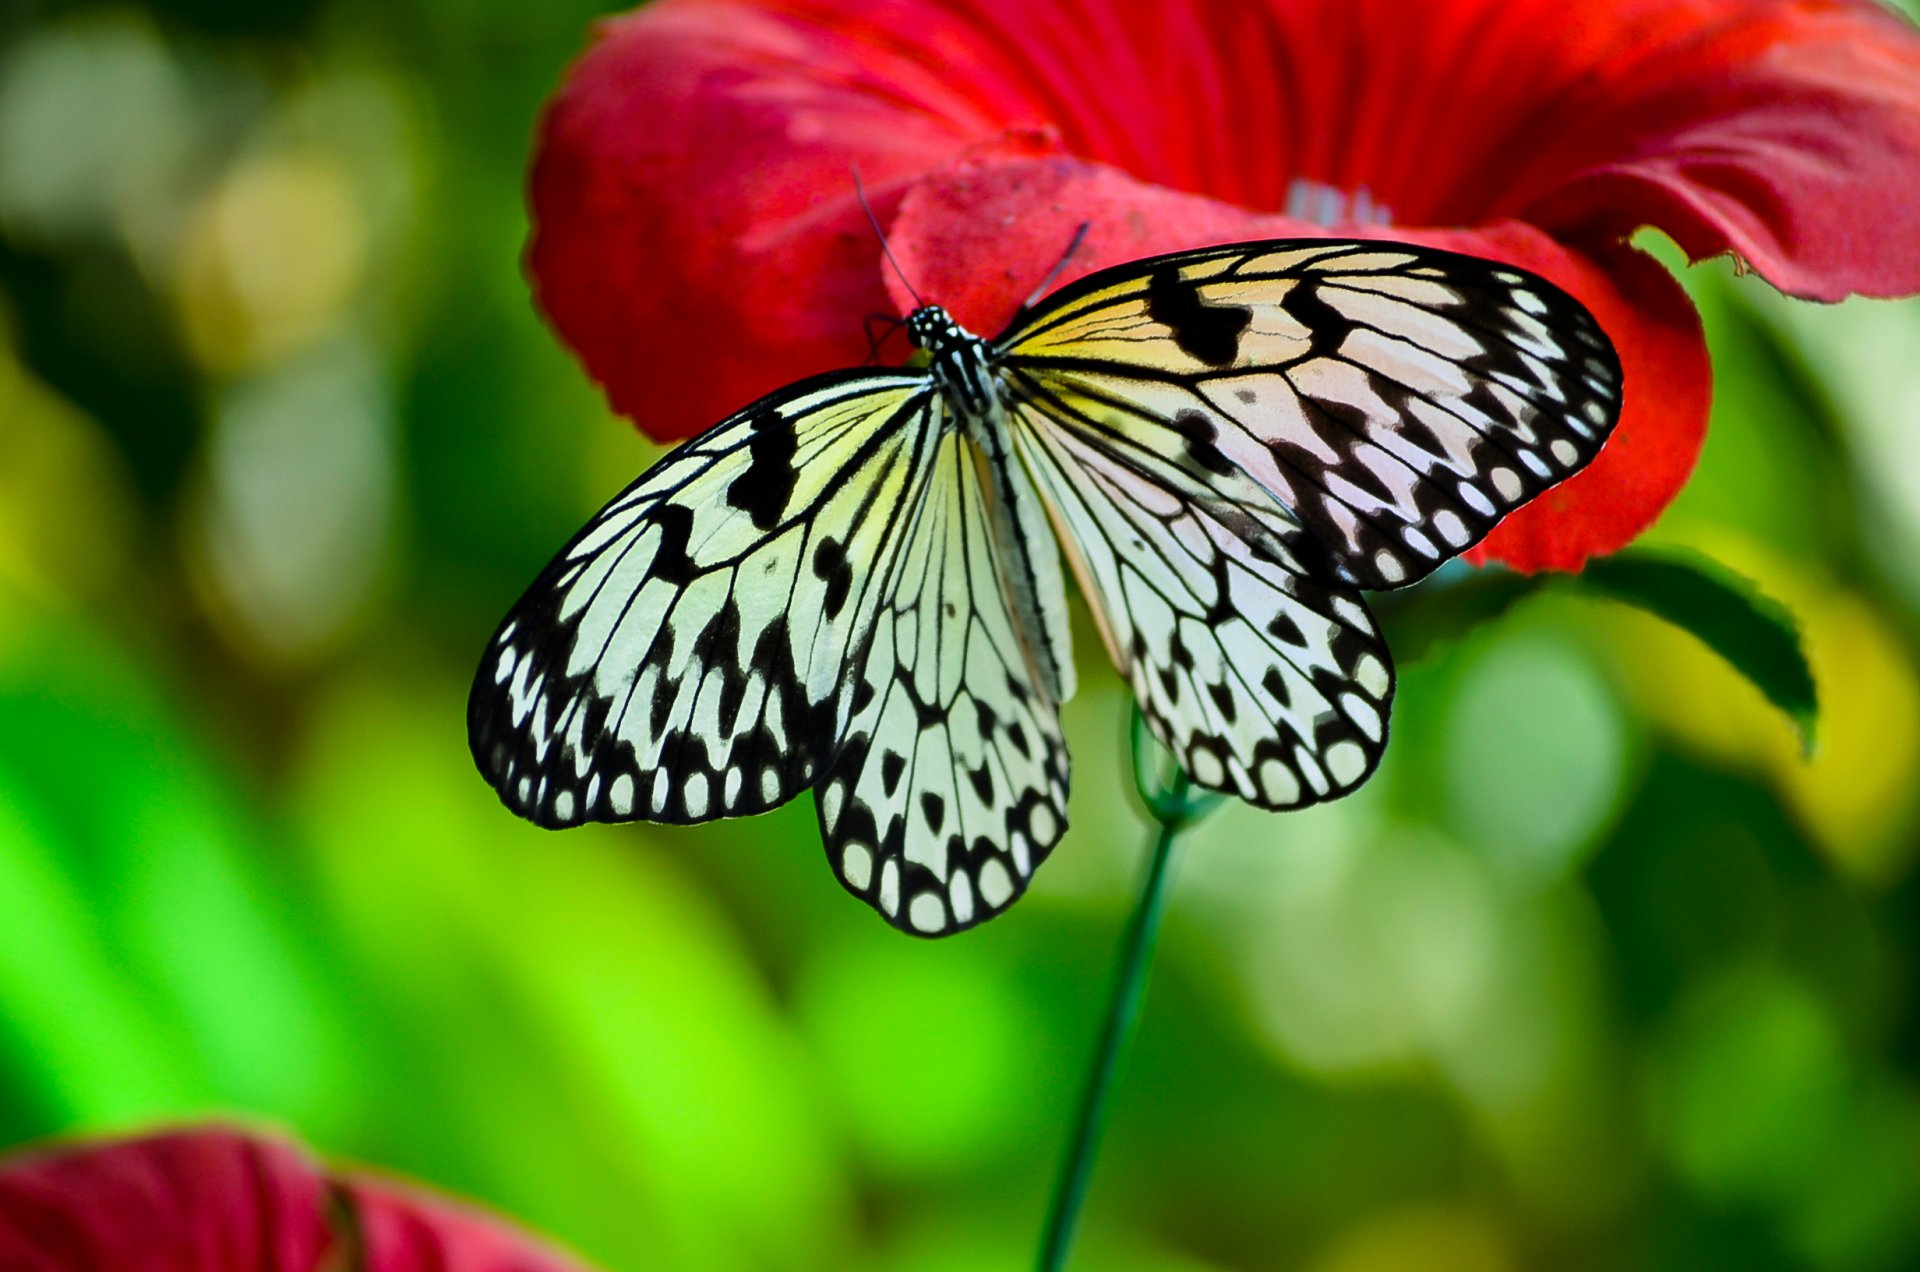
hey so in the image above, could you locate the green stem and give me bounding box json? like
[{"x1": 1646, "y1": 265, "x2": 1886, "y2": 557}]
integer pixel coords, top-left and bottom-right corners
[{"x1": 1035, "y1": 767, "x2": 1193, "y2": 1272}]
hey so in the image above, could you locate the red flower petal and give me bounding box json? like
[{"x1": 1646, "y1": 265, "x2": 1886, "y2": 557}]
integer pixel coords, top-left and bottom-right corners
[
  {"x1": 1499, "y1": 0, "x2": 1920, "y2": 301},
  {"x1": 0, "y1": 1127, "x2": 595, "y2": 1272},
  {"x1": 343, "y1": 1174, "x2": 587, "y2": 1272},
  {"x1": 889, "y1": 154, "x2": 1710, "y2": 571},
  {"x1": 0, "y1": 1128, "x2": 330, "y2": 1272},
  {"x1": 528, "y1": 0, "x2": 987, "y2": 443}
]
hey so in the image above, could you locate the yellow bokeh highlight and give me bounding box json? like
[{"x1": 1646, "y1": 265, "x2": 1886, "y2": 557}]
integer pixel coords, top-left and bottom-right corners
[
  {"x1": 1308, "y1": 1204, "x2": 1513, "y2": 1272},
  {"x1": 0, "y1": 333, "x2": 136, "y2": 605},
  {"x1": 1607, "y1": 533, "x2": 1920, "y2": 881},
  {"x1": 175, "y1": 148, "x2": 367, "y2": 373}
]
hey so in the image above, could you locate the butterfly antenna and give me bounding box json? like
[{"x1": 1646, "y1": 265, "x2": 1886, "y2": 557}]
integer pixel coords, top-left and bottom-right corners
[
  {"x1": 1018, "y1": 221, "x2": 1091, "y2": 314},
  {"x1": 852, "y1": 166, "x2": 925, "y2": 310}
]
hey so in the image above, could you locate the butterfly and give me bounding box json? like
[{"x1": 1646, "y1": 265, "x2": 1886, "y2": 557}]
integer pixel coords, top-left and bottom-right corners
[{"x1": 469, "y1": 238, "x2": 1622, "y2": 935}]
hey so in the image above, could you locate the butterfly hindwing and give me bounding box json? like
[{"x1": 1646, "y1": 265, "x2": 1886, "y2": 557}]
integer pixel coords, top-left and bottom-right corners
[
  {"x1": 1009, "y1": 386, "x2": 1391, "y2": 809},
  {"x1": 1002, "y1": 240, "x2": 1623, "y2": 590},
  {"x1": 469, "y1": 372, "x2": 937, "y2": 828},
  {"x1": 818, "y1": 422, "x2": 1071, "y2": 935}
]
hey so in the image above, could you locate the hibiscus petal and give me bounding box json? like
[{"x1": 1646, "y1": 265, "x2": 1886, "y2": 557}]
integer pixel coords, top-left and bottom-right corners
[
  {"x1": 1496, "y1": 0, "x2": 1920, "y2": 301},
  {"x1": 0, "y1": 1128, "x2": 331, "y2": 1271},
  {"x1": 0, "y1": 1127, "x2": 597, "y2": 1272},
  {"x1": 344, "y1": 1174, "x2": 589, "y2": 1272},
  {"x1": 528, "y1": 0, "x2": 1015, "y2": 442},
  {"x1": 888, "y1": 154, "x2": 1710, "y2": 572}
]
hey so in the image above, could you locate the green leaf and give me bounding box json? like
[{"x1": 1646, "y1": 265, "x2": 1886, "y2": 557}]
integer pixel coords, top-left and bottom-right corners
[{"x1": 1577, "y1": 548, "x2": 1819, "y2": 754}]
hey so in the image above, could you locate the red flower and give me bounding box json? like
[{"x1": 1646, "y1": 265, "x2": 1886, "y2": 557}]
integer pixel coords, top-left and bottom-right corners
[
  {"x1": 528, "y1": 0, "x2": 1920, "y2": 571},
  {"x1": 0, "y1": 1126, "x2": 595, "y2": 1272}
]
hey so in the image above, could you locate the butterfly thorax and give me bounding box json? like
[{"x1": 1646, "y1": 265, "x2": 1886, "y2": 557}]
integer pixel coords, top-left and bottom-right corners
[{"x1": 907, "y1": 305, "x2": 1000, "y2": 425}]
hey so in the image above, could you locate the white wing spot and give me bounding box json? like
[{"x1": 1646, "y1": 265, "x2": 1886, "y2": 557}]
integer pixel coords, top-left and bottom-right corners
[
  {"x1": 723, "y1": 769, "x2": 742, "y2": 808},
  {"x1": 610, "y1": 774, "x2": 634, "y2": 816},
  {"x1": 1011, "y1": 832, "x2": 1033, "y2": 876},
  {"x1": 879, "y1": 859, "x2": 901, "y2": 915},
  {"x1": 1490, "y1": 467, "x2": 1523, "y2": 501},
  {"x1": 1356, "y1": 654, "x2": 1390, "y2": 698},
  {"x1": 978, "y1": 858, "x2": 1014, "y2": 908},
  {"x1": 1190, "y1": 748, "x2": 1226, "y2": 788},
  {"x1": 553, "y1": 790, "x2": 575, "y2": 821},
  {"x1": 1550, "y1": 438, "x2": 1580, "y2": 466},
  {"x1": 1294, "y1": 746, "x2": 1330, "y2": 797},
  {"x1": 1257, "y1": 759, "x2": 1300, "y2": 805},
  {"x1": 1457, "y1": 481, "x2": 1497, "y2": 516},
  {"x1": 761, "y1": 767, "x2": 781, "y2": 803},
  {"x1": 1333, "y1": 597, "x2": 1371, "y2": 630},
  {"x1": 1028, "y1": 804, "x2": 1058, "y2": 846},
  {"x1": 1327, "y1": 741, "x2": 1368, "y2": 787},
  {"x1": 1373, "y1": 551, "x2": 1406, "y2": 583},
  {"x1": 1433, "y1": 511, "x2": 1469, "y2": 547},
  {"x1": 684, "y1": 772, "x2": 709, "y2": 819},
  {"x1": 909, "y1": 892, "x2": 947, "y2": 933},
  {"x1": 494, "y1": 647, "x2": 517, "y2": 684},
  {"x1": 651, "y1": 769, "x2": 670, "y2": 814},
  {"x1": 841, "y1": 842, "x2": 873, "y2": 890},
  {"x1": 1340, "y1": 694, "x2": 1383, "y2": 742},
  {"x1": 822, "y1": 783, "x2": 843, "y2": 830},
  {"x1": 949, "y1": 872, "x2": 976, "y2": 926}
]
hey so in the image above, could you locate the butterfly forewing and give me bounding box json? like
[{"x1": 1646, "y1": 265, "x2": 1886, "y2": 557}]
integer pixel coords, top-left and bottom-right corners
[
  {"x1": 469, "y1": 373, "x2": 936, "y2": 829},
  {"x1": 1002, "y1": 241, "x2": 1623, "y2": 590},
  {"x1": 818, "y1": 424, "x2": 1071, "y2": 935}
]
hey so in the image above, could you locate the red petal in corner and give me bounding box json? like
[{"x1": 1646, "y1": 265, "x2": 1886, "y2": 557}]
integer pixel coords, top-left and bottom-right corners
[
  {"x1": 0, "y1": 1128, "x2": 332, "y2": 1272},
  {"x1": 889, "y1": 155, "x2": 1711, "y2": 573},
  {"x1": 345, "y1": 1174, "x2": 589, "y2": 1272},
  {"x1": 0, "y1": 1127, "x2": 599, "y2": 1272}
]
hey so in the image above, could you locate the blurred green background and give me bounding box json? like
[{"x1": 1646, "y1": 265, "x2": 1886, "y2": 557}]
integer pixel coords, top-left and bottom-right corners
[{"x1": 4, "y1": 2, "x2": 1920, "y2": 1269}]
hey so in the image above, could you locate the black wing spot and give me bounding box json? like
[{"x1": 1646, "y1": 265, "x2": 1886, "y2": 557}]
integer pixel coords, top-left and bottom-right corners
[
  {"x1": 1147, "y1": 265, "x2": 1251, "y2": 366},
  {"x1": 1266, "y1": 611, "x2": 1306, "y2": 646},
  {"x1": 920, "y1": 791, "x2": 946, "y2": 834},
  {"x1": 1173, "y1": 409, "x2": 1237, "y2": 476},
  {"x1": 1277, "y1": 277, "x2": 1355, "y2": 360},
  {"x1": 968, "y1": 763, "x2": 994, "y2": 805},
  {"x1": 881, "y1": 750, "x2": 907, "y2": 796},
  {"x1": 813, "y1": 537, "x2": 853, "y2": 619},
  {"x1": 649, "y1": 504, "x2": 697, "y2": 586},
  {"x1": 726, "y1": 409, "x2": 798, "y2": 530}
]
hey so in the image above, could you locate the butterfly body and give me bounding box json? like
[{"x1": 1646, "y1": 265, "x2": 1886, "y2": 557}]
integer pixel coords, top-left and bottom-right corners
[
  {"x1": 471, "y1": 239, "x2": 1623, "y2": 935},
  {"x1": 908, "y1": 304, "x2": 1000, "y2": 421}
]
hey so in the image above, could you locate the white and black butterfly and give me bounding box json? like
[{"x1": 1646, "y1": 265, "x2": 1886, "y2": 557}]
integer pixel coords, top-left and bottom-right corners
[{"x1": 469, "y1": 239, "x2": 1622, "y2": 935}]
